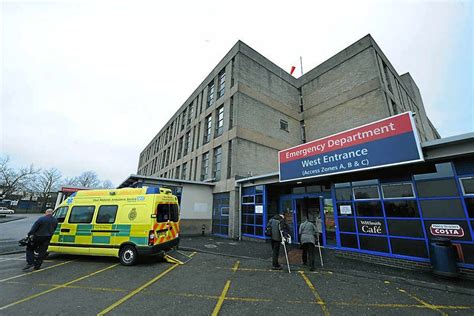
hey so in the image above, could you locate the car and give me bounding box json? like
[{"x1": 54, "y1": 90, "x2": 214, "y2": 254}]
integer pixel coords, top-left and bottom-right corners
[{"x1": 0, "y1": 206, "x2": 15, "y2": 214}]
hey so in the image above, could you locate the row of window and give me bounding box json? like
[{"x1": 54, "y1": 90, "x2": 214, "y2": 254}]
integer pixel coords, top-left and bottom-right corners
[
  {"x1": 54, "y1": 204, "x2": 179, "y2": 224},
  {"x1": 139, "y1": 63, "x2": 232, "y2": 170}
]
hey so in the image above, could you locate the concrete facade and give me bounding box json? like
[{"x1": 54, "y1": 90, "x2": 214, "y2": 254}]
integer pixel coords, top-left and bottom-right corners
[{"x1": 136, "y1": 34, "x2": 440, "y2": 238}]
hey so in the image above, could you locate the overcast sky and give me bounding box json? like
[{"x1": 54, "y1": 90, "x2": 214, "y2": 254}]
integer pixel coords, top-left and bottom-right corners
[{"x1": 1, "y1": 0, "x2": 473, "y2": 186}]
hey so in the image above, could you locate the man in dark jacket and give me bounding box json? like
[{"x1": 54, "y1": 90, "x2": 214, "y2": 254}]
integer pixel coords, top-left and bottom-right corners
[
  {"x1": 23, "y1": 209, "x2": 58, "y2": 270},
  {"x1": 266, "y1": 214, "x2": 290, "y2": 270}
]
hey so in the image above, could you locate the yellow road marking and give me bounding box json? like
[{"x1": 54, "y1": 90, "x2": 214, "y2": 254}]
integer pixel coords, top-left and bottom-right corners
[
  {"x1": 299, "y1": 271, "x2": 330, "y2": 316},
  {"x1": 0, "y1": 260, "x2": 75, "y2": 283},
  {"x1": 212, "y1": 280, "x2": 231, "y2": 316},
  {"x1": 0, "y1": 263, "x2": 118, "y2": 311},
  {"x1": 7, "y1": 281, "x2": 127, "y2": 293},
  {"x1": 96, "y1": 252, "x2": 196, "y2": 316},
  {"x1": 398, "y1": 288, "x2": 448, "y2": 315},
  {"x1": 232, "y1": 261, "x2": 240, "y2": 273}
]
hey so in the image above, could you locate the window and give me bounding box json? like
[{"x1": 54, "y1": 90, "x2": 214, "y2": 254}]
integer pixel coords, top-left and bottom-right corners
[
  {"x1": 203, "y1": 115, "x2": 212, "y2": 144},
  {"x1": 416, "y1": 179, "x2": 459, "y2": 197},
  {"x1": 213, "y1": 146, "x2": 222, "y2": 181},
  {"x1": 215, "y1": 106, "x2": 224, "y2": 137},
  {"x1": 460, "y1": 177, "x2": 474, "y2": 195},
  {"x1": 217, "y1": 69, "x2": 225, "y2": 98},
  {"x1": 420, "y1": 199, "x2": 465, "y2": 218},
  {"x1": 414, "y1": 163, "x2": 454, "y2": 180},
  {"x1": 355, "y1": 201, "x2": 383, "y2": 217},
  {"x1": 227, "y1": 140, "x2": 232, "y2": 179},
  {"x1": 175, "y1": 166, "x2": 180, "y2": 179},
  {"x1": 280, "y1": 119, "x2": 289, "y2": 132},
  {"x1": 177, "y1": 137, "x2": 183, "y2": 159},
  {"x1": 181, "y1": 162, "x2": 187, "y2": 180},
  {"x1": 242, "y1": 196, "x2": 254, "y2": 204},
  {"x1": 384, "y1": 200, "x2": 419, "y2": 217},
  {"x1": 188, "y1": 104, "x2": 193, "y2": 125},
  {"x1": 336, "y1": 188, "x2": 352, "y2": 201},
  {"x1": 383, "y1": 64, "x2": 393, "y2": 93},
  {"x1": 382, "y1": 183, "x2": 414, "y2": 198},
  {"x1": 53, "y1": 206, "x2": 68, "y2": 223},
  {"x1": 157, "y1": 204, "x2": 179, "y2": 222},
  {"x1": 96, "y1": 205, "x2": 118, "y2": 223},
  {"x1": 201, "y1": 152, "x2": 209, "y2": 181},
  {"x1": 353, "y1": 186, "x2": 379, "y2": 199},
  {"x1": 181, "y1": 109, "x2": 187, "y2": 130},
  {"x1": 229, "y1": 96, "x2": 234, "y2": 129},
  {"x1": 207, "y1": 81, "x2": 215, "y2": 107},
  {"x1": 69, "y1": 206, "x2": 95, "y2": 223},
  {"x1": 184, "y1": 132, "x2": 191, "y2": 156}
]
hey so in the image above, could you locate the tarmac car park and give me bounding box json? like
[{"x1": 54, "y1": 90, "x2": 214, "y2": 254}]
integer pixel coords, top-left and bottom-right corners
[{"x1": 1, "y1": 240, "x2": 474, "y2": 315}]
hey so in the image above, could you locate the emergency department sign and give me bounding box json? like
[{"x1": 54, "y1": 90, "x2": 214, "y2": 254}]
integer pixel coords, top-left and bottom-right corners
[{"x1": 279, "y1": 112, "x2": 424, "y2": 182}]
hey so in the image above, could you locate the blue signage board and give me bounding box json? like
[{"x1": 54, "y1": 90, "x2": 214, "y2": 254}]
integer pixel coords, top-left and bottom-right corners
[{"x1": 279, "y1": 112, "x2": 424, "y2": 182}]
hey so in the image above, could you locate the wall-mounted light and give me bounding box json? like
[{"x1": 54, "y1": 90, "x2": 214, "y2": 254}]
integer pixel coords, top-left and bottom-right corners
[{"x1": 296, "y1": 181, "x2": 302, "y2": 184}]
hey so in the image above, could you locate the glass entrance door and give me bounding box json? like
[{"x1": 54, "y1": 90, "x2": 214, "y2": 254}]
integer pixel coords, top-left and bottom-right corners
[
  {"x1": 323, "y1": 198, "x2": 336, "y2": 246},
  {"x1": 294, "y1": 197, "x2": 320, "y2": 244}
]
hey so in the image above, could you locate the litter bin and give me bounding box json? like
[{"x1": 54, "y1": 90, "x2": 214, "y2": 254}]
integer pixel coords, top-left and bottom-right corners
[{"x1": 429, "y1": 238, "x2": 459, "y2": 277}]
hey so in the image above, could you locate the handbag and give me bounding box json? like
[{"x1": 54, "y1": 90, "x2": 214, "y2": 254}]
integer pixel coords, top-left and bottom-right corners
[{"x1": 265, "y1": 223, "x2": 272, "y2": 237}]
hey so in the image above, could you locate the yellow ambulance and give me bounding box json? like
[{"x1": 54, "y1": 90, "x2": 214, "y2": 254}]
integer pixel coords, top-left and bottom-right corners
[{"x1": 49, "y1": 186, "x2": 180, "y2": 265}]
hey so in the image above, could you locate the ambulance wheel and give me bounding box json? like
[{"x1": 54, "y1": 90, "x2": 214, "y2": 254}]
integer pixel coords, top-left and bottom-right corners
[{"x1": 119, "y1": 245, "x2": 137, "y2": 266}]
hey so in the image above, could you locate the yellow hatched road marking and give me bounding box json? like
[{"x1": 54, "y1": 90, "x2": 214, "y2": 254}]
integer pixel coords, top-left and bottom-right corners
[
  {"x1": 211, "y1": 280, "x2": 231, "y2": 316},
  {"x1": 0, "y1": 260, "x2": 75, "y2": 283},
  {"x1": 0, "y1": 263, "x2": 118, "y2": 311},
  {"x1": 6, "y1": 281, "x2": 127, "y2": 293},
  {"x1": 398, "y1": 288, "x2": 448, "y2": 316},
  {"x1": 299, "y1": 271, "x2": 330, "y2": 316},
  {"x1": 232, "y1": 261, "x2": 240, "y2": 272},
  {"x1": 97, "y1": 252, "x2": 196, "y2": 316}
]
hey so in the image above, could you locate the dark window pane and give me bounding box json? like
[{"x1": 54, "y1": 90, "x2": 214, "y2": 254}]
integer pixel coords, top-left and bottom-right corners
[
  {"x1": 416, "y1": 179, "x2": 459, "y2": 198},
  {"x1": 460, "y1": 177, "x2": 474, "y2": 195},
  {"x1": 384, "y1": 200, "x2": 419, "y2": 218},
  {"x1": 352, "y1": 179, "x2": 378, "y2": 186},
  {"x1": 340, "y1": 233, "x2": 358, "y2": 249},
  {"x1": 414, "y1": 162, "x2": 454, "y2": 180},
  {"x1": 359, "y1": 236, "x2": 389, "y2": 253},
  {"x1": 355, "y1": 201, "x2": 383, "y2": 217},
  {"x1": 390, "y1": 238, "x2": 428, "y2": 258},
  {"x1": 69, "y1": 206, "x2": 95, "y2": 223},
  {"x1": 357, "y1": 219, "x2": 386, "y2": 235},
  {"x1": 242, "y1": 196, "x2": 254, "y2": 204},
  {"x1": 255, "y1": 226, "x2": 263, "y2": 236},
  {"x1": 334, "y1": 182, "x2": 350, "y2": 188},
  {"x1": 353, "y1": 186, "x2": 379, "y2": 199},
  {"x1": 338, "y1": 217, "x2": 356, "y2": 232},
  {"x1": 292, "y1": 187, "x2": 305, "y2": 194},
  {"x1": 255, "y1": 185, "x2": 264, "y2": 193},
  {"x1": 306, "y1": 185, "x2": 322, "y2": 193},
  {"x1": 382, "y1": 183, "x2": 414, "y2": 198},
  {"x1": 454, "y1": 158, "x2": 474, "y2": 176},
  {"x1": 96, "y1": 205, "x2": 118, "y2": 223},
  {"x1": 255, "y1": 194, "x2": 263, "y2": 204},
  {"x1": 220, "y1": 225, "x2": 228, "y2": 235},
  {"x1": 336, "y1": 188, "x2": 352, "y2": 201},
  {"x1": 387, "y1": 219, "x2": 424, "y2": 238},
  {"x1": 244, "y1": 215, "x2": 255, "y2": 225},
  {"x1": 461, "y1": 243, "x2": 474, "y2": 264},
  {"x1": 424, "y1": 220, "x2": 472, "y2": 241},
  {"x1": 242, "y1": 205, "x2": 254, "y2": 213},
  {"x1": 255, "y1": 215, "x2": 263, "y2": 225},
  {"x1": 466, "y1": 198, "x2": 474, "y2": 218},
  {"x1": 420, "y1": 199, "x2": 465, "y2": 218}
]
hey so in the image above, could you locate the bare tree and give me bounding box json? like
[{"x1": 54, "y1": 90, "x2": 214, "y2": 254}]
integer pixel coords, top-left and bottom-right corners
[
  {"x1": 29, "y1": 168, "x2": 62, "y2": 210},
  {"x1": 0, "y1": 156, "x2": 40, "y2": 199},
  {"x1": 62, "y1": 177, "x2": 79, "y2": 186},
  {"x1": 100, "y1": 180, "x2": 114, "y2": 189},
  {"x1": 75, "y1": 171, "x2": 100, "y2": 188}
]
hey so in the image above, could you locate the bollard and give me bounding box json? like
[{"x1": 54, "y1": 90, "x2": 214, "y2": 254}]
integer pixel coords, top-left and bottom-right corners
[{"x1": 202, "y1": 224, "x2": 206, "y2": 236}]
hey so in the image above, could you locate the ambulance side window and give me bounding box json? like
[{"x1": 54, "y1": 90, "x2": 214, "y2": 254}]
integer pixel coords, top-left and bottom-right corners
[
  {"x1": 53, "y1": 206, "x2": 68, "y2": 223},
  {"x1": 96, "y1": 205, "x2": 118, "y2": 224},
  {"x1": 69, "y1": 206, "x2": 95, "y2": 223}
]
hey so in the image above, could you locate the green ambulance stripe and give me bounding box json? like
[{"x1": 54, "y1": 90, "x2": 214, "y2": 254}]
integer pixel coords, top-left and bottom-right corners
[
  {"x1": 92, "y1": 236, "x2": 110, "y2": 244},
  {"x1": 59, "y1": 235, "x2": 75, "y2": 243},
  {"x1": 130, "y1": 237, "x2": 147, "y2": 245}
]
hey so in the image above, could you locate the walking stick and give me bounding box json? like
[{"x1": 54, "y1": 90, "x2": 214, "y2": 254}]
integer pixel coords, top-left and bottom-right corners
[
  {"x1": 280, "y1": 229, "x2": 291, "y2": 274},
  {"x1": 316, "y1": 233, "x2": 324, "y2": 267}
]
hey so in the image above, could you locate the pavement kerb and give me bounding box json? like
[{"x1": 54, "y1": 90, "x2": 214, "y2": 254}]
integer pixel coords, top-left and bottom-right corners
[{"x1": 178, "y1": 246, "x2": 474, "y2": 296}]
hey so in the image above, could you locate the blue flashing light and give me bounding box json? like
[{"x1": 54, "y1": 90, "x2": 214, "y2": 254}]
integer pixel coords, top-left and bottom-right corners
[
  {"x1": 146, "y1": 187, "x2": 160, "y2": 194},
  {"x1": 70, "y1": 192, "x2": 77, "y2": 197}
]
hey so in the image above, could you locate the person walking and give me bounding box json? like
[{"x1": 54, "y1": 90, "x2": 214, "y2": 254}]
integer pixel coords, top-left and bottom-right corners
[
  {"x1": 266, "y1": 214, "x2": 289, "y2": 270},
  {"x1": 23, "y1": 208, "x2": 58, "y2": 271},
  {"x1": 299, "y1": 216, "x2": 317, "y2": 271}
]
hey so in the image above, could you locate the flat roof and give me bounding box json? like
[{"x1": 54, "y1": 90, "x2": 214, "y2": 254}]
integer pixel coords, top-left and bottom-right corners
[{"x1": 118, "y1": 174, "x2": 215, "y2": 189}]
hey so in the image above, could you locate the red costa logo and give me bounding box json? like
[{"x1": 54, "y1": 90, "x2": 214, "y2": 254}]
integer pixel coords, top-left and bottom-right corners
[{"x1": 430, "y1": 224, "x2": 464, "y2": 238}]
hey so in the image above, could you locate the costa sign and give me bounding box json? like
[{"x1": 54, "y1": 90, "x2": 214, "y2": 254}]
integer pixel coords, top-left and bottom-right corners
[
  {"x1": 279, "y1": 112, "x2": 424, "y2": 182},
  {"x1": 430, "y1": 224, "x2": 464, "y2": 238}
]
